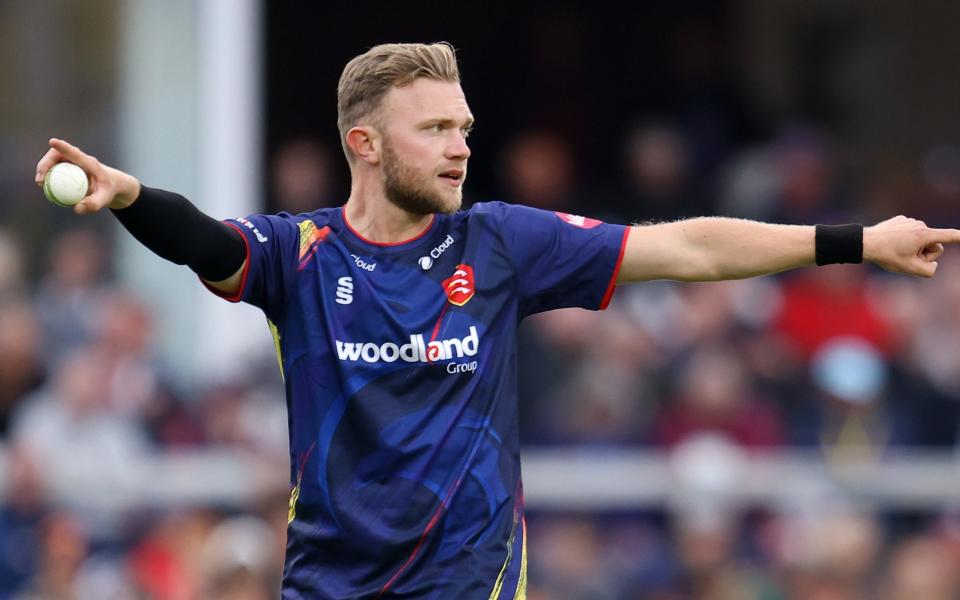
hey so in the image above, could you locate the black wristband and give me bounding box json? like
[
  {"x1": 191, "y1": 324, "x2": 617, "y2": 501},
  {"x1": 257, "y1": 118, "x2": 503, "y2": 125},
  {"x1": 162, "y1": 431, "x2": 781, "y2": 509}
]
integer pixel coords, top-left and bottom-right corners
[
  {"x1": 111, "y1": 185, "x2": 247, "y2": 280},
  {"x1": 815, "y1": 223, "x2": 863, "y2": 265}
]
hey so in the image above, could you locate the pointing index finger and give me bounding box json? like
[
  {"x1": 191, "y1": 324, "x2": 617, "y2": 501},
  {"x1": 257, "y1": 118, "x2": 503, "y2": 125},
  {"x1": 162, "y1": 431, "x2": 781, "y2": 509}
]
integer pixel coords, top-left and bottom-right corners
[
  {"x1": 48, "y1": 138, "x2": 97, "y2": 173},
  {"x1": 925, "y1": 228, "x2": 960, "y2": 244}
]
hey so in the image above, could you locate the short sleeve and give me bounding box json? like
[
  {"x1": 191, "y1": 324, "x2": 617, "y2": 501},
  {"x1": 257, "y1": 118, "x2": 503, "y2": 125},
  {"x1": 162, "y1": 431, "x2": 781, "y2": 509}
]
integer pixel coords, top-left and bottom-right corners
[
  {"x1": 200, "y1": 212, "x2": 301, "y2": 318},
  {"x1": 489, "y1": 203, "x2": 630, "y2": 316}
]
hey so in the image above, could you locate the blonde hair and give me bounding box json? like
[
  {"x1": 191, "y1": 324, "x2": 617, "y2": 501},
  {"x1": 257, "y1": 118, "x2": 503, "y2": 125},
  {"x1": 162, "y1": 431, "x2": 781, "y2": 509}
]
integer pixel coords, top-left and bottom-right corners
[{"x1": 337, "y1": 42, "x2": 461, "y2": 162}]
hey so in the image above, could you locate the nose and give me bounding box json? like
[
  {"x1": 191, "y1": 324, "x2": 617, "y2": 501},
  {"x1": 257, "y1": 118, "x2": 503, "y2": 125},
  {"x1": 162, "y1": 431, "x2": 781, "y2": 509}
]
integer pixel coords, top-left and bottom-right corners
[{"x1": 446, "y1": 132, "x2": 471, "y2": 160}]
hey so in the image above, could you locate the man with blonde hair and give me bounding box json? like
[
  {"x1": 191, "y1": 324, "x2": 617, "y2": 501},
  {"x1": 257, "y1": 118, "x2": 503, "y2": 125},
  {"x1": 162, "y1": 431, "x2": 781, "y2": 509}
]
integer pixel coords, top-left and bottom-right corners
[{"x1": 35, "y1": 42, "x2": 960, "y2": 599}]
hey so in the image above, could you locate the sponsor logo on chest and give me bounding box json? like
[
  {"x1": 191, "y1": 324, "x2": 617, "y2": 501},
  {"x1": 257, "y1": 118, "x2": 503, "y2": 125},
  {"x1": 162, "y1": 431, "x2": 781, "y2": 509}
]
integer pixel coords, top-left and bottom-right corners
[
  {"x1": 334, "y1": 327, "x2": 480, "y2": 375},
  {"x1": 418, "y1": 234, "x2": 455, "y2": 270},
  {"x1": 350, "y1": 254, "x2": 376, "y2": 272}
]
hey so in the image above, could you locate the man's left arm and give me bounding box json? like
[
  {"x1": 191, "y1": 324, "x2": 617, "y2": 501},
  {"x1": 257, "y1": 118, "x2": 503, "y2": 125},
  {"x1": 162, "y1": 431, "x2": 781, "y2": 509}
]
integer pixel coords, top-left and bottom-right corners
[{"x1": 616, "y1": 215, "x2": 960, "y2": 284}]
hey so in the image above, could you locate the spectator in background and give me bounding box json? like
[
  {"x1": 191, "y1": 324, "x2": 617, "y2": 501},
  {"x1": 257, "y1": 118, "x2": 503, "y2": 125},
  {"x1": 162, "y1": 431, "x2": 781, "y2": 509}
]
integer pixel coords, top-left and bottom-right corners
[
  {"x1": 881, "y1": 534, "x2": 959, "y2": 600},
  {"x1": 270, "y1": 138, "x2": 338, "y2": 214},
  {"x1": 897, "y1": 256, "x2": 960, "y2": 397},
  {"x1": 91, "y1": 290, "x2": 161, "y2": 420},
  {"x1": 808, "y1": 336, "x2": 927, "y2": 453},
  {"x1": 526, "y1": 516, "x2": 618, "y2": 599},
  {"x1": 541, "y1": 351, "x2": 652, "y2": 445},
  {"x1": 671, "y1": 282, "x2": 740, "y2": 346},
  {"x1": 653, "y1": 343, "x2": 784, "y2": 451},
  {"x1": 128, "y1": 509, "x2": 217, "y2": 600},
  {"x1": 720, "y1": 127, "x2": 847, "y2": 225},
  {"x1": 0, "y1": 302, "x2": 45, "y2": 439},
  {"x1": 866, "y1": 273, "x2": 960, "y2": 447},
  {"x1": 870, "y1": 145, "x2": 960, "y2": 228},
  {"x1": 519, "y1": 307, "x2": 657, "y2": 445},
  {"x1": 201, "y1": 382, "x2": 268, "y2": 451},
  {"x1": 500, "y1": 131, "x2": 580, "y2": 211},
  {"x1": 11, "y1": 347, "x2": 150, "y2": 532},
  {"x1": 668, "y1": 510, "x2": 777, "y2": 600},
  {"x1": 86, "y1": 289, "x2": 204, "y2": 448},
  {"x1": 0, "y1": 448, "x2": 47, "y2": 597},
  {"x1": 665, "y1": 18, "x2": 757, "y2": 178},
  {"x1": 775, "y1": 264, "x2": 892, "y2": 360},
  {"x1": 506, "y1": 129, "x2": 618, "y2": 444},
  {"x1": 773, "y1": 507, "x2": 882, "y2": 600},
  {"x1": 33, "y1": 228, "x2": 110, "y2": 369},
  {"x1": 618, "y1": 121, "x2": 703, "y2": 221},
  {"x1": 769, "y1": 128, "x2": 848, "y2": 225},
  {"x1": 0, "y1": 230, "x2": 26, "y2": 302},
  {"x1": 13, "y1": 512, "x2": 89, "y2": 600},
  {"x1": 199, "y1": 516, "x2": 280, "y2": 600}
]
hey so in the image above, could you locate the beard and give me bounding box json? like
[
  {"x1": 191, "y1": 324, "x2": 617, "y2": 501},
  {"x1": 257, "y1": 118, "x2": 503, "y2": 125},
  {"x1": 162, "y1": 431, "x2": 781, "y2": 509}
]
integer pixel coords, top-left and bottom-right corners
[{"x1": 381, "y1": 137, "x2": 462, "y2": 215}]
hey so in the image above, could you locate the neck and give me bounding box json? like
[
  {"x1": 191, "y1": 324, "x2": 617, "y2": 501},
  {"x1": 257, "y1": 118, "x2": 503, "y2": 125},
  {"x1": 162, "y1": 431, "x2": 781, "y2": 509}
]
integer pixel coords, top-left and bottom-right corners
[{"x1": 343, "y1": 175, "x2": 433, "y2": 244}]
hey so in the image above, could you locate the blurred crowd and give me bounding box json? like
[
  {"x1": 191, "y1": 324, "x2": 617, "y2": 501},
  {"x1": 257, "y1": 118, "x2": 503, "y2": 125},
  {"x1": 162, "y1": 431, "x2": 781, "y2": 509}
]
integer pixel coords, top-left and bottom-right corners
[
  {"x1": 1, "y1": 120, "x2": 959, "y2": 599},
  {"x1": 4, "y1": 17, "x2": 960, "y2": 596},
  {"x1": 509, "y1": 120, "x2": 960, "y2": 599},
  {"x1": 0, "y1": 224, "x2": 289, "y2": 599}
]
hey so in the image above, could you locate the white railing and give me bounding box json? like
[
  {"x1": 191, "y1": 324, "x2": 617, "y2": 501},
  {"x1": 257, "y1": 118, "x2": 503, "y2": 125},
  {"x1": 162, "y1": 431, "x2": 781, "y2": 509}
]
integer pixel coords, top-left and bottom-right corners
[{"x1": 5, "y1": 441, "x2": 960, "y2": 513}]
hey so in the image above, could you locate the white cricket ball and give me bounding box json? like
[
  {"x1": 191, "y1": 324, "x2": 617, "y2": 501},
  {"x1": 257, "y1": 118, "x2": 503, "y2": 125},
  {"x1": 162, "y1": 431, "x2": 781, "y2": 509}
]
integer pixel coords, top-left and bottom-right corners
[{"x1": 43, "y1": 162, "x2": 89, "y2": 207}]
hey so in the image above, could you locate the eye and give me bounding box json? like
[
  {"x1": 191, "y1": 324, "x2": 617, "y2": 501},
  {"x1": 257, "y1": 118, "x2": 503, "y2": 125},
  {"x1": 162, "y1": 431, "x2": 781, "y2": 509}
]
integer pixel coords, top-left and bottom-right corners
[{"x1": 462, "y1": 126, "x2": 473, "y2": 138}]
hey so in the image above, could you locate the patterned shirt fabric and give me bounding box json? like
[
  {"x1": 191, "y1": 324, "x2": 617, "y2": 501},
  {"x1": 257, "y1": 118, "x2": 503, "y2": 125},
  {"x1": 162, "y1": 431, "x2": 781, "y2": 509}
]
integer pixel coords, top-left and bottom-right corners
[{"x1": 203, "y1": 201, "x2": 629, "y2": 599}]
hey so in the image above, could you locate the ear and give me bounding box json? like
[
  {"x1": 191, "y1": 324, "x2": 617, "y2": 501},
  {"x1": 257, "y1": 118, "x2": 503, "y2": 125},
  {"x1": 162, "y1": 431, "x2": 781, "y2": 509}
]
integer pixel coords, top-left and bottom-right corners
[{"x1": 346, "y1": 126, "x2": 381, "y2": 165}]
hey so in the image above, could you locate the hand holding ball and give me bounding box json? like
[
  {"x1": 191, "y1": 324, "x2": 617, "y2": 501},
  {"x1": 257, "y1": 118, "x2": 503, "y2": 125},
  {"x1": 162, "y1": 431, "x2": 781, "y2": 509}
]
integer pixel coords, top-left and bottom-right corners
[
  {"x1": 36, "y1": 139, "x2": 141, "y2": 213},
  {"x1": 43, "y1": 162, "x2": 89, "y2": 207}
]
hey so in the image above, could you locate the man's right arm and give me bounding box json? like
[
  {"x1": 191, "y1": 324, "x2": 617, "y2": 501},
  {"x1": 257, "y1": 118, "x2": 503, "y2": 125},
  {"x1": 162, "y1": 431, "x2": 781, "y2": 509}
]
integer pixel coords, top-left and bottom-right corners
[
  {"x1": 202, "y1": 261, "x2": 247, "y2": 296},
  {"x1": 110, "y1": 186, "x2": 248, "y2": 293},
  {"x1": 35, "y1": 138, "x2": 248, "y2": 297}
]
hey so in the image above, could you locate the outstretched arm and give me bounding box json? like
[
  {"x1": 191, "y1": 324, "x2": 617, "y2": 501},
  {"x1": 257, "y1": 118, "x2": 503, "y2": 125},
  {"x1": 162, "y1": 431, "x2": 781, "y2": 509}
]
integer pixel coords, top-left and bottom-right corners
[
  {"x1": 616, "y1": 216, "x2": 957, "y2": 283},
  {"x1": 34, "y1": 138, "x2": 248, "y2": 295}
]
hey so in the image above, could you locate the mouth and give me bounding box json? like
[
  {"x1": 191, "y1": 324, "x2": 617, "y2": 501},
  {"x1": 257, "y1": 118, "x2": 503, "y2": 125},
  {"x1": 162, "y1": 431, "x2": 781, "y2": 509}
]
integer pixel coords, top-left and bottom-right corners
[{"x1": 438, "y1": 168, "x2": 465, "y2": 186}]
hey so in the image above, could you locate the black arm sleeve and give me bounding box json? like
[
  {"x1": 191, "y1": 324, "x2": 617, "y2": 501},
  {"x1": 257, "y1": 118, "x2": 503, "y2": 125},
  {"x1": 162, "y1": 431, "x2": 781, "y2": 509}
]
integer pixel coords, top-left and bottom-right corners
[{"x1": 110, "y1": 185, "x2": 247, "y2": 281}]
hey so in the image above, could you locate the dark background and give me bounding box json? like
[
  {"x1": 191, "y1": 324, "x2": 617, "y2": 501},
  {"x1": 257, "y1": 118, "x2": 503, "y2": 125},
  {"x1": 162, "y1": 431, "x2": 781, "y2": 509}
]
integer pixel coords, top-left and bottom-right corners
[{"x1": 264, "y1": 1, "x2": 756, "y2": 208}]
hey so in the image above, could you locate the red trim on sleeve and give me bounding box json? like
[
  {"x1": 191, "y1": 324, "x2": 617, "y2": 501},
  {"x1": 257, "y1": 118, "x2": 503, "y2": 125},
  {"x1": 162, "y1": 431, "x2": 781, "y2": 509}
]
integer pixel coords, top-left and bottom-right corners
[
  {"x1": 198, "y1": 221, "x2": 251, "y2": 303},
  {"x1": 341, "y1": 208, "x2": 435, "y2": 246},
  {"x1": 599, "y1": 226, "x2": 631, "y2": 310}
]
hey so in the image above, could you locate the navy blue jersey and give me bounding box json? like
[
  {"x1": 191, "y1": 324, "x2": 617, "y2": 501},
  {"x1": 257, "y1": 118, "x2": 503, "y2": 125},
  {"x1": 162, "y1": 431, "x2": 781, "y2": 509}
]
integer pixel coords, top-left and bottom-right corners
[{"x1": 204, "y1": 202, "x2": 629, "y2": 599}]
